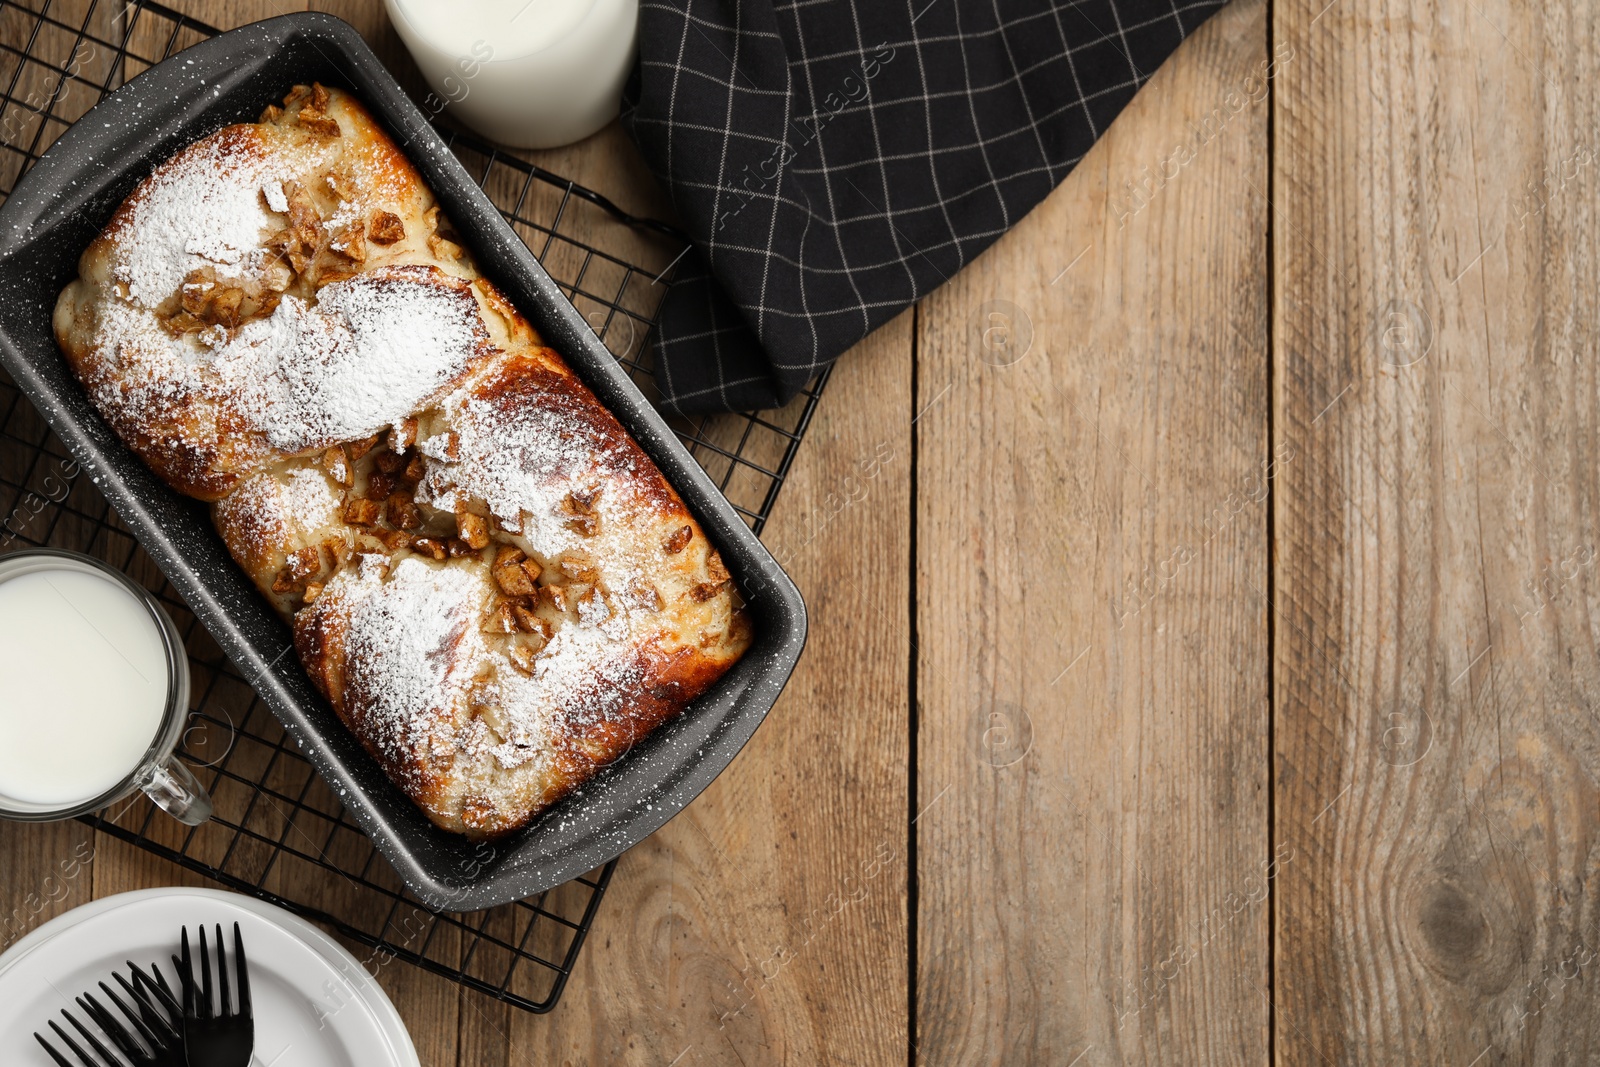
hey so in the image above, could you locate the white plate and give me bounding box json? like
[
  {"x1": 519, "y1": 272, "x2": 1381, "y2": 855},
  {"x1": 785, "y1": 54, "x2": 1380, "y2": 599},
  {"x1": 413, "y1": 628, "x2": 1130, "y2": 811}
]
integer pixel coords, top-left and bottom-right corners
[{"x1": 0, "y1": 887, "x2": 418, "y2": 1067}]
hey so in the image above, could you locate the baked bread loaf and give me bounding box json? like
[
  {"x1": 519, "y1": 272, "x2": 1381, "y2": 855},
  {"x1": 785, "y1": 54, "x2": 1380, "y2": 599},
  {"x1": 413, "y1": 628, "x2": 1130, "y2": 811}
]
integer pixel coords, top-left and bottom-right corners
[{"x1": 54, "y1": 84, "x2": 751, "y2": 838}]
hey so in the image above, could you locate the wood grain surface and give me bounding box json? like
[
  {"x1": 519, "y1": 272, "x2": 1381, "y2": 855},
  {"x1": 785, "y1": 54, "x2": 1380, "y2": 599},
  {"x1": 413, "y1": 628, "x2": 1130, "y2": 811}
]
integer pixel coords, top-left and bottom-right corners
[
  {"x1": 2, "y1": 0, "x2": 1598, "y2": 1062},
  {"x1": 1272, "y1": 0, "x2": 1600, "y2": 1062},
  {"x1": 913, "y1": 0, "x2": 1270, "y2": 1060}
]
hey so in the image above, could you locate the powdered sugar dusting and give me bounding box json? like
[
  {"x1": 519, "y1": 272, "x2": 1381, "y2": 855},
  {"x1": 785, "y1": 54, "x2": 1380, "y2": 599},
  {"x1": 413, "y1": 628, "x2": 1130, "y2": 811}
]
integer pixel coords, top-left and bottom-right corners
[
  {"x1": 200, "y1": 266, "x2": 487, "y2": 453},
  {"x1": 325, "y1": 543, "x2": 657, "y2": 779},
  {"x1": 262, "y1": 180, "x2": 289, "y2": 214},
  {"x1": 85, "y1": 297, "x2": 201, "y2": 408},
  {"x1": 416, "y1": 377, "x2": 644, "y2": 578},
  {"x1": 82, "y1": 265, "x2": 486, "y2": 463},
  {"x1": 111, "y1": 130, "x2": 325, "y2": 306},
  {"x1": 213, "y1": 465, "x2": 339, "y2": 563},
  {"x1": 474, "y1": 611, "x2": 648, "y2": 773},
  {"x1": 515, "y1": 616, "x2": 640, "y2": 714},
  {"x1": 326, "y1": 194, "x2": 366, "y2": 233},
  {"x1": 280, "y1": 467, "x2": 338, "y2": 533},
  {"x1": 417, "y1": 392, "x2": 588, "y2": 547},
  {"x1": 339, "y1": 558, "x2": 483, "y2": 769}
]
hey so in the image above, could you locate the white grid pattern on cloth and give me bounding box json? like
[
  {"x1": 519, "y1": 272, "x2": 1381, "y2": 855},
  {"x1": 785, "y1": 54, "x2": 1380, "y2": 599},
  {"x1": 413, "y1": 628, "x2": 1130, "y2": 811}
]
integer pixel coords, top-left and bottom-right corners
[{"x1": 623, "y1": 0, "x2": 1224, "y2": 413}]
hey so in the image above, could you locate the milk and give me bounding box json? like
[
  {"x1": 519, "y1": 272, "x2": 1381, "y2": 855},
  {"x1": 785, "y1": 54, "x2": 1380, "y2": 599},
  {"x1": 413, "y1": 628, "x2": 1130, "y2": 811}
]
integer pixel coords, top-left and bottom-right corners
[
  {"x1": 392, "y1": 0, "x2": 597, "y2": 62},
  {"x1": 386, "y1": 0, "x2": 639, "y2": 149},
  {"x1": 0, "y1": 567, "x2": 169, "y2": 809}
]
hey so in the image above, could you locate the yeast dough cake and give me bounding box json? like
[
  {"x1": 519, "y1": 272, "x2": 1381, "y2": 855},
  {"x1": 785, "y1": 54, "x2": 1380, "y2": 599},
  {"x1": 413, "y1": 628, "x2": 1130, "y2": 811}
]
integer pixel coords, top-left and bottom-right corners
[{"x1": 53, "y1": 84, "x2": 751, "y2": 838}]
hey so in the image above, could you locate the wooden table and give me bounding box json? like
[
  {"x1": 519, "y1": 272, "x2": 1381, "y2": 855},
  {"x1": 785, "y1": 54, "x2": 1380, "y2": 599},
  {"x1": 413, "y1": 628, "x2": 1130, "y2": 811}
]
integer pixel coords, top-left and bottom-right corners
[{"x1": 4, "y1": 0, "x2": 1598, "y2": 1062}]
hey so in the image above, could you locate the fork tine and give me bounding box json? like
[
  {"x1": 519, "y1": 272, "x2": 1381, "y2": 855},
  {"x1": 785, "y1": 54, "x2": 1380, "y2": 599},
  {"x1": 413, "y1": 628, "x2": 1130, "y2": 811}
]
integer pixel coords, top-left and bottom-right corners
[
  {"x1": 76, "y1": 994, "x2": 141, "y2": 1063},
  {"x1": 215, "y1": 922, "x2": 231, "y2": 1017},
  {"x1": 233, "y1": 921, "x2": 252, "y2": 1020},
  {"x1": 198, "y1": 923, "x2": 214, "y2": 1020},
  {"x1": 99, "y1": 979, "x2": 162, "y2": 1049},
  {"x1": 52, "y1": 1014, "x2": 117, "y2": 1067},
  {"x1": 131, "y1": 960, "x2": 182, "y2": 1020},
  {"x1": 148, "y1": 960, "x2": 178, "y2": 1003},
  {"x1": 178, "y1": 927, "x2": 194, "y2": 1019},
  {"x1": 33, "y1": 1031, "x2": 77, "y2": 1067},
  {"x1": 172, "y1": 954, "x2": 187, "y2": 1008},
  {"x1": 115, "y1": 968, "x2": 177, "y2": 1042}
]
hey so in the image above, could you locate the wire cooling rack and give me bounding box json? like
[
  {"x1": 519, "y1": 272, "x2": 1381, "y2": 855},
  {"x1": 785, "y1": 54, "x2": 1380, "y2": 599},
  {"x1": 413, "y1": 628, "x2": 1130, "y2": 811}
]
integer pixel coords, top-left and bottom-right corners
[{"x1": 0, "y1": 0, "x2": 824, "y2": 1014}]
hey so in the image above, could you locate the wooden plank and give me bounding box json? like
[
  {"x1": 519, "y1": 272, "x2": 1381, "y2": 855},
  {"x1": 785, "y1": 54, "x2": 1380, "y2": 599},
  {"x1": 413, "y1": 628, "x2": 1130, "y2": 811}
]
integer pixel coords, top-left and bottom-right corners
[
  {"x1": 1273, "y1": 0, "x2": 1600, "y2": 1062},
  {"x1": 514, "y1": 312, "x2": 914, "y2": 1066},
  {"x1": 913, "y1": 0, "x2": 1271, "y2": 1061},
  {"x1": 0, "y1": 822, "x2": 96, "y2": 958},
  {"x1": 147, "y1": 0, "x2": 306, "y2": 27}
]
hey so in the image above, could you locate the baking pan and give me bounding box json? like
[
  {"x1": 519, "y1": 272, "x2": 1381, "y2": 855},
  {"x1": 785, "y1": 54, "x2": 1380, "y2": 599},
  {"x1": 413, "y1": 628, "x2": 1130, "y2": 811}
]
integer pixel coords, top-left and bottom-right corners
[{"x1": 0, "y1": 12, "x2": 806, "y2": 911}]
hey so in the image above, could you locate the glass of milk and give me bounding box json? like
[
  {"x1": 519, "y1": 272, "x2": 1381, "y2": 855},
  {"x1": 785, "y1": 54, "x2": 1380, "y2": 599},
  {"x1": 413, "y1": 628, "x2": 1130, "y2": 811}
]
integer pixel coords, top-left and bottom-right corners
[
  {"x1": 0, "y1": 550, "x2": 211, "y2": 825},
  {"x1": 385, "y1": 0, "x2": 639, "y2": 149}
]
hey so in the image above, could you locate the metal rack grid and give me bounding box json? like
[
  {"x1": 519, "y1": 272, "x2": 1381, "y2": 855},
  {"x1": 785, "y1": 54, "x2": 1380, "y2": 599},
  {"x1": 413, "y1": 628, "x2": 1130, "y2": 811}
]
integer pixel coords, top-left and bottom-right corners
[{"x1": 0, "y1": 0, "x2": 824, "y2": 1014}]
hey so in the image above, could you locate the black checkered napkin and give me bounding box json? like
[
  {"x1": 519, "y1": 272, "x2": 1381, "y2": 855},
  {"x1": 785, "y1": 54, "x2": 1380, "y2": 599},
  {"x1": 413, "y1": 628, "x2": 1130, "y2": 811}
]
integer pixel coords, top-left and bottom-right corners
[{"x1": 623, "y1": 0, "x2": 1224, "y2": 414}]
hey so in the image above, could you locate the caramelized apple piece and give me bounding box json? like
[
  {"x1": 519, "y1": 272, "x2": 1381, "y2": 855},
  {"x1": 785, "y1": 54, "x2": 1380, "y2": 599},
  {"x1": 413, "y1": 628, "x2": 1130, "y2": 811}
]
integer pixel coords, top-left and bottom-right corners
[
  {"x1": 344, "y1": 498, "x2": 380, "y2": 526},
  {"x1": 558, "y1": 554, "x2": 599, "y2": 583},
  {"x1": 457, "y1": 512, "x2": 490, "y2": 549},
  {"x1": 369, "y1": 211, "x2": 406, "y2": 245},
  {"x1": 387, "y1": 493, "x2": 422, "y2": 530},
  {"x1": 389, "y1": 418, "x2": 418, "y2": 453},
  {"x1": 511, "y1": 603, "x2": 547, "y2": 635},
  {"x1": 663, "y1": 525, "x2": 693, "y2": 554},
  {"x1": 691, "y1": 580, "x2": 731, "y2": 602},
  {"x1": 508, "y1": 643, "x2": 539, "y2": 675},
  {"x1": 329, "y1": 225, "x2": 366, "y2": 264},
  {"x1": 366, "y1": 471, "x2": 395, "y2": 501},
  {"x1": 271, "y1": 546, "x2": 322, "y2": 593},
  {"x1": 347, "y1": 434, "x2": 381, "y2": 461},
  {"x1": 483, "y1": 601, "x2": 518, "y2": 634},
  {"x1": 493, "y1": 553, "x2": 539, "y2": 597},
  {"x1": 321, "y1": 446, "x2": 352, "y2": 487},
  {"x1": 413, "y1": 537, "x2": 448, "y2": 561}
]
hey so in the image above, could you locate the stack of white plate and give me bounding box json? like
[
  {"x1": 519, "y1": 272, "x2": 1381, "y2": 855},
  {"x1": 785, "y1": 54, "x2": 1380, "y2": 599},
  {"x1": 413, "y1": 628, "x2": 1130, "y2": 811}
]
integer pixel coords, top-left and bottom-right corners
[{"x1": 0, "y1": 886, "x2": 419, "y2": 1066}]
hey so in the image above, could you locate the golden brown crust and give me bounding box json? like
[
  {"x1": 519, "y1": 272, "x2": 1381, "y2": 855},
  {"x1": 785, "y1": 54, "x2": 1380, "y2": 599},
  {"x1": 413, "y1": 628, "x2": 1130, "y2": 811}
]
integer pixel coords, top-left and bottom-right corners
[
  {"x1": 450, "y1": 351, "x2": 683, "y2": 517},
  {"x1": 56, "y1": 84, "x2": 752, "y2": 838}
]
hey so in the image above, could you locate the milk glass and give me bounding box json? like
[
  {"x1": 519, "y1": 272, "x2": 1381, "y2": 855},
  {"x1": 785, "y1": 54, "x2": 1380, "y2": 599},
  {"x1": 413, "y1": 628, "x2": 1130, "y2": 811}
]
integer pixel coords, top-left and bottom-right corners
[
  {"x1": 385, "y1": 0, "x2": 640, "y2": 149},
  {"x1": 0, "y1": 550, "x2": 211, "y2": 825}
]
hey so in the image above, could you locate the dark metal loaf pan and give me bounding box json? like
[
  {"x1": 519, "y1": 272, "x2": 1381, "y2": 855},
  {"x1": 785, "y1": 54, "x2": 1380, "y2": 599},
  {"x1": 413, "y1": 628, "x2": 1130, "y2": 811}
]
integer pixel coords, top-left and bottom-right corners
[{"x1": 0, "y1": 12, "x2": 805, "y2": 911}]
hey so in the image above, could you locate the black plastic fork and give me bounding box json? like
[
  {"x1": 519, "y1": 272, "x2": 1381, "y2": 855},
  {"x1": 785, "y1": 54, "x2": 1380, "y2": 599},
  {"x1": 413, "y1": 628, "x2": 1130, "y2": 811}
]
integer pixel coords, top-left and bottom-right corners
[
  {"x1": 175, "y1": 924, "x2": 254, "y2": 1067},
  {"x1": 33, "y1": 961, "x2": 185, "y2": 1067}
]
